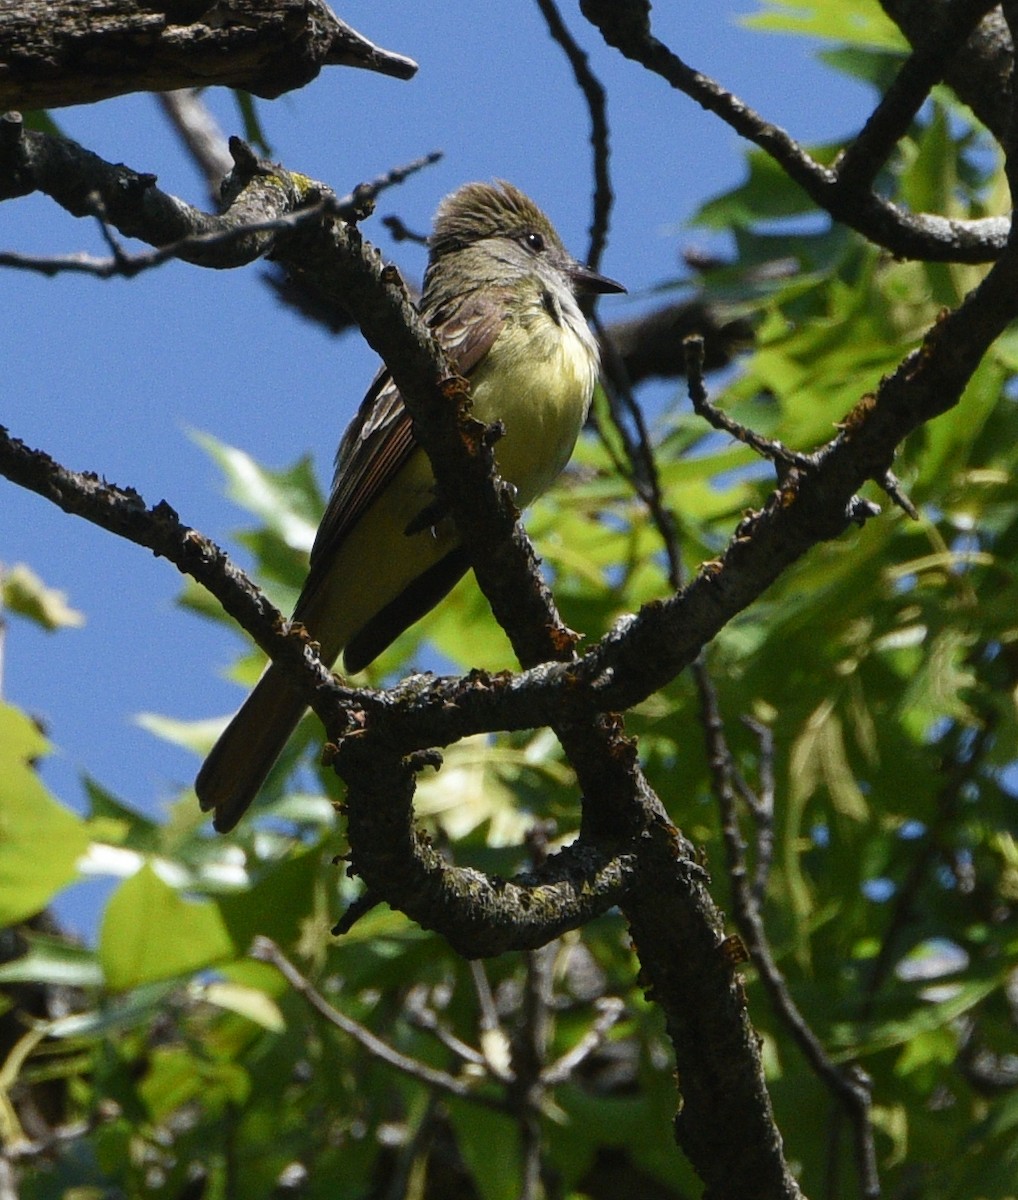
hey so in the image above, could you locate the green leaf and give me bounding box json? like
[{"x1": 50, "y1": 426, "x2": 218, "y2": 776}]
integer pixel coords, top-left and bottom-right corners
[
  {"x1": 896, "y1": 628, "x2": 978, "y2": 738},
  {"x1": 192, "y1": 431, "x2": 322, "y2": 548},
  {"x1": 99, "y1": 863, "x2": 235, "y2": 990},
  {"x1": 200, "y1": 981, "x2": 286, "y2": 1032},
  {"x1": 0, "y1": 703, "x2": 90, "y2": 924},
  {"x1": 82, "y1": 777, "x2": 163, "y2": 850},
  {"x1": 45, "y1": 980, "x2": 179, "y2": 1039},
  {"x1": 176, "y1": 573, "x2": 247, "y2": 627},
  {"x1": 742, "y1": 0, "x2": 908, "y2": 50},
  {"x1": 896, "y1": 1025, "x2": 956, "y2": 1077},
  {"x1": 446, "y1": 1098, "x2": 523, "y2": 1200},
  {"x1": 694, "y1": 146, "x2": 828, "y2": 230},
  {"x1": 414, "y1": 731, "x2": 572, "y2": 845},
  {"x1": 0, "y1": 562, "x2": 84, "y2": 630},
  {"x1": 819, "y1": 46, "x2": 912, "y2": 89},
  {"x1": 232, "y1": 90, "x2": 272, "y2": 154},
  {"x1": 139, "y1": 1045, "x2": 251, "y2": 1121},
  {"x1": 215, "y1": 847, "x2": 322, "y2": 951},
  {"x1": 135, "y1": 711, "x2": 227, "y2": 756},
  {"x1": 551, "y1": 1081, "x2": 697, "y2": 1195},
  {"x1": 416, "y1": 571, "x2": 515, "y2": 673},
  {"x1": 0, "y1": 932, "x2": 102, "y2": 988},
  {"x1": 20, "y1": 110, "x2": 64, "y2": 136},
  {"x1": 790, "y1": 700, "x2": 869, "y2": 822},
  {"x1": 839, "y1": 977, "x2": 999, "y2": 1057}
]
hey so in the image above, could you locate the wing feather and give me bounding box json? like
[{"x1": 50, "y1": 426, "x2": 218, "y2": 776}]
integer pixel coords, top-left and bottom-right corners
[{"x1": 301, "y1": 290, "x2": 505, "y2": 598}]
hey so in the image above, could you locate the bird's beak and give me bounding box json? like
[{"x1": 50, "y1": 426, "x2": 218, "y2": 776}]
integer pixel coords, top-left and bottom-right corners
[{"x1": 569, "y1": 262, "x2": 626, "y2": 295}]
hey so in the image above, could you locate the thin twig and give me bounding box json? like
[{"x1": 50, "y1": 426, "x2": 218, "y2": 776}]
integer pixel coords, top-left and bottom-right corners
[
  {"x1": 380, "y1": 214, "x2": 429, "y2": 245},
  {"x1": 404, "y1": 989, "x2": 489, "y2": 1069},
  {"x1": 1, "y1": 149, "x2": 445, "y2": 283},
  {"x1": 534, "y1": 0, "x2": 613, "y2": 271},
  {"x1": 250, "y1": 938, "x2": 508, "y2": 1111},
  {"x1": 541, "y1": 998, "x2": 625, "y2": 1085},
  {"x1": 468, "y1": 961, "x2": 513, "y2": 1083},
  {"x1": 0, "y1": 196, "x2": 334, "y2": 279},
  {"x1": 345, "y1": 151, "x2": 444, "y2": 219},
  {"x1": 331, "y1": 888, "x2": 383, "y2": 937},
  {"x1": 878, "y1": 469, "x2": 920, "y2": 520},
  {"x1": 157, "y1": 89, "x2": 234, "y2": 206},
  {"x1": 512, "y1": 945, "x2": 554, "y2": 1200},
  {"x1": 697, "y1": 680, "x2": 881, "y2": 1200},
  {"x1": 593, "y1": 312, "x2": 686, "y2": 589},
  {"x1": 740, "y1": 716, "x2": 776, "y2": 905},
  {"x1": 684, "y1": 335, "x2": 810, "y2": 471}
]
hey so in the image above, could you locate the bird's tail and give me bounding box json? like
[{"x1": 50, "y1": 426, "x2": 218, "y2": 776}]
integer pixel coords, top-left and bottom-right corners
[{"x1": 195, "y1": 664, "x2": 307, "y2": 833}]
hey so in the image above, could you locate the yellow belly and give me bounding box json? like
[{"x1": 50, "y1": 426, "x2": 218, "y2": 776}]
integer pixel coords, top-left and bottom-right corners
[
  {"x1": 298, "y1": 312, "x2": 597, "y2": 668},
  {"x1": 469, "y1": 307, "x2": 597, "y2": 506}
]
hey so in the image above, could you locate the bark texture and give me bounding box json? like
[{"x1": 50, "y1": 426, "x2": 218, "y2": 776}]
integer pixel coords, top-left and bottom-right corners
[{"x1": 0, "y1": 1, "x2": 416, "y2": 111}]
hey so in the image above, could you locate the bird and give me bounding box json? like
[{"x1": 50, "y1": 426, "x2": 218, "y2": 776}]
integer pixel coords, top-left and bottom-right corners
[{"x1": 196, "y1": 180, "x2": 625, "y2": 832}]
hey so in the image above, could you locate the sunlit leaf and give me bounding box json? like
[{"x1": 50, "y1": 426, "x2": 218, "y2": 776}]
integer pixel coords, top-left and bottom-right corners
[
  {"x1": 0, "y1": 704, "x2": 90, "y2": 925},
  {"x1": 99, "y1": 863, "x2": 235, "y2": 990},
  {"x1": 0, "y1": 932, "x2": 102, "y2": 988},
  {"x1": 192, "y1": 431, "x2": 322, "y2": 549},
  {"x1": 0, "y1": 562, "x2": 84, "y2": 630},
  {"x1": 743, "y1": 0, "x2": 908, "y2": 50},
  {"x1": 198, "y1": 981, "x2": 286, "y2": 1032}
]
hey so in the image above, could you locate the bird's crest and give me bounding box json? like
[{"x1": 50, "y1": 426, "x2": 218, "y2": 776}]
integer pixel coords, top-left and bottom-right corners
[{"x1": 429, "y1": 180, "x2": 563, "y2": 258}]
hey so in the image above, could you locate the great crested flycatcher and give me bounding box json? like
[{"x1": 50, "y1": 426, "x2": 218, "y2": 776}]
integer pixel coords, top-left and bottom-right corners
[{"x1": 196, "y1": 180, "x2": 625, "y2": 832}]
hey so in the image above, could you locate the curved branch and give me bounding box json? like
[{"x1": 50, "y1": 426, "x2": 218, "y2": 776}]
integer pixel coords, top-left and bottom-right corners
[
  {"x1": 535, "y1": 0, "x2": 614, "y2": 273},
  {"x1": 881, "y1": 0, "x2": 1014, "y2": 141},
  {"x1": 337, "y1": 736, "x2": 635, "y2": 956},
  {"x1": 580, "y1": 0, "x2": 1010, "y2": 263}
]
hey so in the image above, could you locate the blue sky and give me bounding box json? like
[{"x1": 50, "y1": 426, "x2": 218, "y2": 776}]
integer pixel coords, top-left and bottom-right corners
[{"x1": 0, "y1": 2, "x2": 874, "y2": 936}]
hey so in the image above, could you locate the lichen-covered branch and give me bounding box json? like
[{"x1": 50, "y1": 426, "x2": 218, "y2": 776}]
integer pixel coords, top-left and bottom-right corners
[{"x1": 0, "y1": 115, "x2": 324, "y2": 267}]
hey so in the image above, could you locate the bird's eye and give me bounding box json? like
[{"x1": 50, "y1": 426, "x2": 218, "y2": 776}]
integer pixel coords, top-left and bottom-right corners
[{"x1": 523, "y1": 230, "x2": 545, "y2": 253}]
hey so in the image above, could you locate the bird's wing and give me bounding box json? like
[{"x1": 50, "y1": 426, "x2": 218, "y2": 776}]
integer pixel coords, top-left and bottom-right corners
[{"x1": 301, "y1": 288, "x2": 506, "y2": 593}]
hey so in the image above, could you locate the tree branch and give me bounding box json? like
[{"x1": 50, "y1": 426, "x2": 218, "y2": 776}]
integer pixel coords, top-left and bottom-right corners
[
  {"x1": 0, "y1": 0, "x2": 416, "y2": 112},
  {"x1": 250, "y1": 938, "x2": 510, "y2": 1111},
  {"x1": 837, "y1": 0, "x2": 1000, "y2": 194},
  {"x1": 880, "y1": 0, "x2": 1014, "y2": 142},
  {"x1": 534, "y1": 0, "x2": 614, "y2": 274},
  {"x1": 698, "y1": 674, "x2": 880, "y2": 1200},
  {"x1": 0, "y1": 116, "x2": 321, "y2": 267},
  {"x1": 580, "y1": 0, "x2": 1009, "y2": 263},
  {"x1": 0, "y1": 424, "x2": 348, "y2": 712}
]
